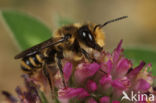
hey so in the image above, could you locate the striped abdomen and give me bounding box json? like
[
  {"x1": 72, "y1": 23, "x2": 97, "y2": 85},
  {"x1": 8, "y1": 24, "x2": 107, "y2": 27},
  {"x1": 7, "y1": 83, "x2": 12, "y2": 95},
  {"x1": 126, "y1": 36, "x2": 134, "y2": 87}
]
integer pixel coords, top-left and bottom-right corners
[{"x1": 20, "y1": 54, "x2": 43, "y2": 73}]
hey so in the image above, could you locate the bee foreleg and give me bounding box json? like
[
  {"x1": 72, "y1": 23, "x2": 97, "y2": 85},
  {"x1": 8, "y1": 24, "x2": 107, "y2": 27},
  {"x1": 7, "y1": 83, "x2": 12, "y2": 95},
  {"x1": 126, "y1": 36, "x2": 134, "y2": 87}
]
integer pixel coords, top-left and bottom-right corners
[
  {"x1": 80, "y1": 48, "x2": 96, "y2": 62},
  {"x1": 56, "y1": 52, "x2": 67, "y2": 88}
]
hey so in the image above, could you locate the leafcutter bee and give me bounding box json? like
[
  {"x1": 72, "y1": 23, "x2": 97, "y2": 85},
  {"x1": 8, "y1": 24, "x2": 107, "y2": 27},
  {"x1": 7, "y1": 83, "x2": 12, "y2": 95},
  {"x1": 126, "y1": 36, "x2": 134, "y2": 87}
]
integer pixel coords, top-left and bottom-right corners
[{"x1": 15, "y1": 16, "x2": 128, "y2": 96}]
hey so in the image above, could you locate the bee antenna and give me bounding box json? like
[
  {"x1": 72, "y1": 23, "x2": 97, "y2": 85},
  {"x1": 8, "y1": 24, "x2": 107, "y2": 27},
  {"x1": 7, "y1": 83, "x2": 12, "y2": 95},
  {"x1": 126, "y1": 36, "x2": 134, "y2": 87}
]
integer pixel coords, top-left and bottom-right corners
[{"x1": 94, "y1": 16, "x2": 128, "y2": 31}]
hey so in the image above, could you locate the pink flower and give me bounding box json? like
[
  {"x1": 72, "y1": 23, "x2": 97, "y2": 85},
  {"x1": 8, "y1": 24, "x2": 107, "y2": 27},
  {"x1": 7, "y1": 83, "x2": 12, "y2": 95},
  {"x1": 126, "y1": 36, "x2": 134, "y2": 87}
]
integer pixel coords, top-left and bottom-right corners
[
  {"x1": 87, "y1": 98, "x2": 97, "y2": 103},
  {"x1": 58, "y1": 88, "x2": 89, "y2": 99},
  {"x1": 74, "y1": 62, "x2": 100, "y2": 83},
  {"x1": 86, "y1": 80, "x2": 97, "y2": 92},
  {"x1": 3, "y1": 40, "x2": 155, "y2": 103},
  {"x1": 56, "y1": 40, "x2": 155, "y2": 103},
  {"x1": 111, "y1": 79, "x2": 125, "y2": 90},
  {"x1": 63, "y1": 62, "x2": 73, "y2": 81},
  {"x1": 134, "y1": 79, "x2": 150, "y2": 91},
  {"x1": 100, "y1": 96, "x2": 110, "y2": 103},
  {"x1": 100, "y1": 74, "x2": 112, "y2": 84},
  {"x1": 127, "y1": 61, "x2": 146, "y2": 79}
]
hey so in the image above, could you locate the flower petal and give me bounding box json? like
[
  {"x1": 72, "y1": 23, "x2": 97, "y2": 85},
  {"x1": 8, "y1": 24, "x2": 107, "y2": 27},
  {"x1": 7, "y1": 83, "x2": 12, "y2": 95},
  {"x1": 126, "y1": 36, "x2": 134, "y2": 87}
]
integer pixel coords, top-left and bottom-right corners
[
  {"x1": 127, "y1": 61, "x2": 145, "y2": 79},
  {"x1": 115, "y1": 58, "x2": 132, "y2": 78},
  {"x1": 99, "y1": 96, "x2": 110, "y2": 103},
  {"x1": 14, "y1": 75, "x2": 39, "y2": 103},
  {"x1": 54, "y1": 72, "x2": 64, "y2": 88},
  {"x1": 58, "y1": 88, "x2": 89, "y2": 99},
  {"x1": 15, "y1": 87, "x2": 29, "y2": 103},
  {"x1": 99, "y1": 74, "x2": 112, "y2": 85},
  {"x1": 101, "y1": 60, "x2": 113, "y2": 73},
  {"x1": 116, "y1": 40, "x2": 123, "y2": 52},
  {"x1": 112, "y1": 40, "x2": 123, "y2": 63},
  {"x1": 120, "y1": 77, "x2": 131, "y2": 88},
  {"x1": 75, "y1": 63, "x2": 100, "y2": 83},
  {"x1": 2, "y1": 91, "x2": 17, "y2": 103},
  {"x1": 134, "y1": 79, "x2": 151, "y2": 91},
  {"x1": 86, "y1": 80, "x2": 97, "y2": 92},
  {"x1": 63, "y1": 62, "x2": 73, "y2": 81},
  {"x1": 111, "y1": 79, "x2": 125, "y2": 90},
  {"x1": 87, "y1": 98, "x2": 97, "y2": 103}
]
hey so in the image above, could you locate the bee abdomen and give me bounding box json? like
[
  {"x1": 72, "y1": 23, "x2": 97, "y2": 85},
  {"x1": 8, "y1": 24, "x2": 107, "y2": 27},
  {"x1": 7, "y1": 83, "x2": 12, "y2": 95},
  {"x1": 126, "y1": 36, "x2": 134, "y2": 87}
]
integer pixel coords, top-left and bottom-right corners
[{"x1": 20, "y1": 54, "x2": 43, "y2": 72}]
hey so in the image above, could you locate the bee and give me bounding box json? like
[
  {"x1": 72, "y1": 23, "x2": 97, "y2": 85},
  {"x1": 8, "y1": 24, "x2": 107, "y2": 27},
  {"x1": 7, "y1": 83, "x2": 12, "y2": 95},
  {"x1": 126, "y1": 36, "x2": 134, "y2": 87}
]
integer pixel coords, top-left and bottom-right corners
[{"x1": 15, "y1": 16, "x2": 128, "y2": 95}]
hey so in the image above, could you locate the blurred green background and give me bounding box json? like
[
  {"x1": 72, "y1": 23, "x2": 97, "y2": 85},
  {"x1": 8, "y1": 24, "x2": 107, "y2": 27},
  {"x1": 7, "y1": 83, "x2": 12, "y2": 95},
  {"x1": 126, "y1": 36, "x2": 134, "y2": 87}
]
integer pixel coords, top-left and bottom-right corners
[{"x1": 0, "y1": 0, "x2": 156, "y2": 100}]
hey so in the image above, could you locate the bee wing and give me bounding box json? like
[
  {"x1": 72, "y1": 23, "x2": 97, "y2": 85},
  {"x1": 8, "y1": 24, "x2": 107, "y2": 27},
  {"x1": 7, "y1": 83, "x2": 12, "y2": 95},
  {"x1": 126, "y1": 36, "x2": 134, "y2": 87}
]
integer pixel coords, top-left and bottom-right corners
[{"x1": 15, "y1": 37, "x2": 64, "y2": 59}]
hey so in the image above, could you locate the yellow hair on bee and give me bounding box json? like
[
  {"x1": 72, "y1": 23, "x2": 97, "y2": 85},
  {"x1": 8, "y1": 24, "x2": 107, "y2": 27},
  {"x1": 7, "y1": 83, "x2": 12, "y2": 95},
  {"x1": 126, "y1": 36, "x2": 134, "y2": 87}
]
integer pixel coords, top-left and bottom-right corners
[
  {"x1": 73, "y1": 23, "x2": 82, "y2": 28},
  {"x1": 29, "y1": 57, "x2": 37, "y2": 67},
  {"x1": 94, "y1": 27, "x2": 105, "y2": 47},
  {"x1": 36, "y1": 54, "x2": 43, "y2": 63},
  {"x1": 21, "y1": 61, "x2": 31, "y2": 70}
]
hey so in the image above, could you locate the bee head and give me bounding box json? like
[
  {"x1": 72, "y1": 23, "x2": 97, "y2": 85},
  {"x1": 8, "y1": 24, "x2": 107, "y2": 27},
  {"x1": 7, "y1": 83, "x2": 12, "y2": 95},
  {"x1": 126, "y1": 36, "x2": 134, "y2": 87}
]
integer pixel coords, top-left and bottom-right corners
[
  {"x1": 77, "y1": 24, "x2": 104, "y2": 51},
  {"x1": 77, "y1": 16, "x2": 128, "y2": 51}
]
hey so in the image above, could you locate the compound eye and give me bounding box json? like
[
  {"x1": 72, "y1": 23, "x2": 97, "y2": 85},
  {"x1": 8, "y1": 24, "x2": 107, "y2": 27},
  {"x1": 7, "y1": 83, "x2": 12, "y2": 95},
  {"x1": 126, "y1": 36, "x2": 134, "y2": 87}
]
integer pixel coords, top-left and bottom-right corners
[
  {"x1": 82, "y1": 32, "x2": 87, "y2": 38},
  {"x1": 88, "y1": 33, "x2": 93, "y2": 41},
  {"x1": 78, "y1": 25, "x2": 95, "y2": 42},
  {"x1": 81, "y1": 31, "x2": 94, "y2": 41}
]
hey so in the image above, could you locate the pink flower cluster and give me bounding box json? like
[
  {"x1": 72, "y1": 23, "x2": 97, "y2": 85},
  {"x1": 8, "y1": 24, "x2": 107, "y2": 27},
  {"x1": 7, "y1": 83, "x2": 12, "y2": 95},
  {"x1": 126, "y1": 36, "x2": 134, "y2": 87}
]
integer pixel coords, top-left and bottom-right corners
[
  {"x1": 55, "y1": 40, "x2": 155, "y2": 103},
  {"x1": 3, "y1": 40, "x2": 155, "y2": 103}
]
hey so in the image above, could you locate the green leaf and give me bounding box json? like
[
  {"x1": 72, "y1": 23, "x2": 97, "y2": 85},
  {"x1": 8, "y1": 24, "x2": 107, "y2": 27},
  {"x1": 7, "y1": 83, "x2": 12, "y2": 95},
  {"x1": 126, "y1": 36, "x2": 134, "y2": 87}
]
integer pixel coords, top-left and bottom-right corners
[
  {"x1": 1, "y1": 10, "x2": 52, "y2": 50},
  {"x1": 55, "y1": 16, "x2": 73, "y2": 27},
  {"x1": 37, "y1": 90, "x2": 49, "y2": 103},
  {"x1": 124, "y1": 48, "x2": 156, "y2": 75}
]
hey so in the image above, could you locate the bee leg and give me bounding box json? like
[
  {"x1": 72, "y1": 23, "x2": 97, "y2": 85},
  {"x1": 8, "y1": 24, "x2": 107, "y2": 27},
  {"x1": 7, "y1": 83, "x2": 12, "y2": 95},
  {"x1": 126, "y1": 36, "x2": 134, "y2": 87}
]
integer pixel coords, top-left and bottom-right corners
[
  {"x1": 81, "y1": 48, "x2": 96, "y2": 62},
  {"x1": 56, "y1": 52, "x2": 67, "y2": 88},
  {"x1": 42, "y1": 61, "x2": 55, "y2": 98}
]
